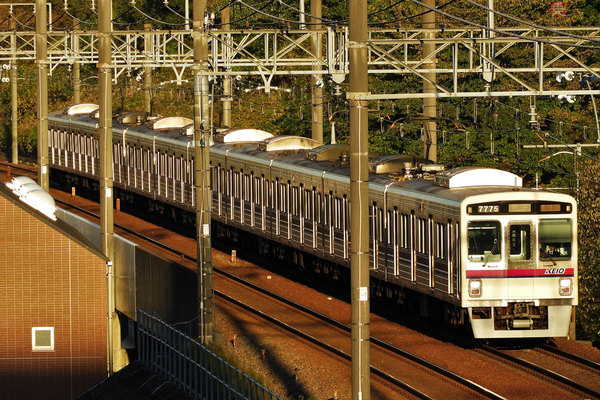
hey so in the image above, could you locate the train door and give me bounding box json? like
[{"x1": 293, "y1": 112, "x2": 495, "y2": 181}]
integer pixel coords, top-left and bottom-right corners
[{"x1": 506, "y1": 222, "x2": 534, "y2": 298}]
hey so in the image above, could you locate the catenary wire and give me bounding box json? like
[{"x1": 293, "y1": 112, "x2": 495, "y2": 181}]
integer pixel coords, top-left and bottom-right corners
[
  {"x1": 407, "y1": 0, "x2": 600, "y2": 50},
  {"x1": 462, "y1": 0, "x2": 600, "y2": 44}
]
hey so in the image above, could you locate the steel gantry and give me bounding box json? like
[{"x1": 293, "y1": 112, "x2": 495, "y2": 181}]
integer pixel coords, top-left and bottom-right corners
[{"x1": 0, "y1": 26, "x2": 599, "y2": 98}]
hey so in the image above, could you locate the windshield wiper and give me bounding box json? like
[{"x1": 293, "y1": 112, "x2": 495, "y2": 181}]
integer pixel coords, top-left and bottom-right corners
[
  {"x1": 542, "y1": 249, "x2": 557, "y2": 266},
  {"x1": 482, "y1": 239, "x2": 498, "y2": 268}
]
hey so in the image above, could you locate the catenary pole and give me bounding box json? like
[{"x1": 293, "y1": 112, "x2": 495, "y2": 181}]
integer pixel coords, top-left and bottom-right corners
[
  {"x1": 310, "y1": 0, "x2": 323, "y2": 144},
  {"x1": 423, "y1": 0, "x2": 437, "y2": 162},
  {"x1": 144, "y1": 23, "x2": 153, "y2": 115},
  {"x1": 11, "y1": 18, "x2": 18, "y2": 164},
  {"x1": 35, "y1": 0, "x2": 49, "y2": 190},
  {"x1": 221, "y1": 7, "x2": 232, "y2": 128},
  {"x1": 193, "y1": 0, "x2": 215, "y2": 345},
  {"x1": 349, "y1": 0, "x2": 370, "y2": 397},
  {"x1": 72, "y1": 19, "x2": 81, "y2": 104},
  {"x1": 98, "y1": 0, "x2": 115, "y2": 375}
]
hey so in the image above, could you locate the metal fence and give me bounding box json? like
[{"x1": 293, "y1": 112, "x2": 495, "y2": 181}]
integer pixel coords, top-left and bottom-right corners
[{"x1": 137, "y1": 308, "x2": 282, "y2": 400}]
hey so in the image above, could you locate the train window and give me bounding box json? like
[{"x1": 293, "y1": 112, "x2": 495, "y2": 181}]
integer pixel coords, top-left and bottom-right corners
[
  {"x1": 259, "y1": 176, "x2": 264, "y2": 204},
  {"x1": 467, "y1": 221, "x2": 501, "y2": 262},
  {"x1": 279, "y1": 182, "x2": 288, "y2": 212},
  {"x1": 417, "y1": 217, "x2": 429, "y2": 254},
  {"x1": 325, "y1": 193, "x2": 333, "y2": 225},
  {"x1": 303, "y1": 189, "x2": 311, "y2": 220},
  {"x1": 370, "y1": 204, "x2": 378, "y2": 240},
  {"x1": 398, "y1": 213, "x2": 410, "y2": 249},
  {"x1": 435, "y1": 222, "x2": 447, "y2": 259},
  {"x1": 343, "y1": 196, "x2": 349, "y2": 230},
  {"x1": 539, "y1": 219, "x2": 572, "y2": 260},
  {"x1": 377, "y1": 208, "x2": 384, "y2": 241},
  {"x1": 244, "y1": 174, "x2": 251, "y2": 202},
  {"x1": 227, "y1": 169, "x2": 233, "y2": 196},
  {"x1": 291, "y1": 186, "x2": 299, "y2": 216},
  {"x1": 333, "y1": 198, "x2": 342, "y2": 229},
  {"x1": 167, "y1": 155, "x2": 173, "y2": 179},
  {"x1": 233, "y1": 172, "x2": 240, "y2": 198},
  {"x1": 390, "y1": 210, "x2": 397, "y2": 245},
  {"x1": 509, "y1": 225, "x2": 531, "y2": 261}
]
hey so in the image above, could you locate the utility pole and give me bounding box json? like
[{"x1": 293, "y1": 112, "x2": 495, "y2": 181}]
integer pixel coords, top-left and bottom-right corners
[
  {"x1": 144, "y1": 23, "x2": 153, "y2": 115},
  {"x1": 193, "y1": 0, "x2": 215, "y2": 345},
  {"x1": 482, "y1": 0, "x2": 495, "y2": 83},
  {"x1": 36, "y1": 0, "x2": 49, "y2": 190},
  {"x1": 98, "y1": 0, "x2": 115, "y2": 375},
  {"x1": 423, "y1": 0, "x2": 437, "y2": 162},
  {"x1": 221, "y1": 7, "x2": 232, "y2": 128},
  {"x1": 349, "y1": 0, "x2": 370, "y2": 398},
  {"x1": 310, "y1": 0, "x2": 323, "y2": 144},
  {"x1": 72, "y1": 19, "x2": 81, "y2": 104},
  {"x1": 11, "y1": 18, "x2": 18, "y2": 164}
]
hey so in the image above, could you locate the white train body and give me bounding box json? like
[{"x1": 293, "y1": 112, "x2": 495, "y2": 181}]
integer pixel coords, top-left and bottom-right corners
[{"x1": 47, "y1": 106, "x2": 578, "y2": 339}]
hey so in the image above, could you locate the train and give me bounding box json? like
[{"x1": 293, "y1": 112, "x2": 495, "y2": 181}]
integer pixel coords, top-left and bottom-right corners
[{"x1": 47, "y1": 103, "x2": 578, "y2": 339}]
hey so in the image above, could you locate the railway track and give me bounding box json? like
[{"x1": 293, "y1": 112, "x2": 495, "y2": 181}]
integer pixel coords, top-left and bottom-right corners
[
  {"x1": 51, "y1": 195, "x2": 503, "y2": 400},
  {"x1": 475, "y1": 344, "x2": 600, "y2": 400},
  {"x1": 4, "y1": 161, "x2": 600, "y2": 399},
  {"x1": 0, "y1": 161, "x2": 37, "y2": 180}
]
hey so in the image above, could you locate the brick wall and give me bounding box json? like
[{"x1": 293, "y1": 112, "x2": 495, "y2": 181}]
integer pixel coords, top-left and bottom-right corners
[{"x1": 0, "y1": 195, "x2": 108, "y2": 399}]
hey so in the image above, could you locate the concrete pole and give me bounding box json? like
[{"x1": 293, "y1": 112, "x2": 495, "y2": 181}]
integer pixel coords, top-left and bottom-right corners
[
  {"x1": 98, "y1": 0, "x2": 115, "y2": 375},
  {"x1": 299, "y1": 0, "x2": 305, "y2": 29},
  {"x1": 483, "y1": 0, "x2": 495, "y2": 83},
  {"x1": 73, "y1": 61, "x2": 81, "y2": 104},
  {"x1": 193, "y1": 0, "x2": 215, "y2": 345},
  {"x1": 349, "y1": 0, "x2": 370, "y2": 397},
  {"x1": 423, "y1": 0, "x2": 437, "y2": 162},
  {"x1": 310, "y1": 0, "x2": 323, "y2": 144},
  {"x1": 10, "y1": 18, "x2": 18, "y2": 164},
  {"x1": 72, "y1": 19, "x2": 81, "y2": 104},
  {"x1": 221, "y1": 8, "x2": 232, "y2": 128},
  {"x1": 144, "y1": 23, "x2": 153, "y2": 115},
  {"x1": 36, "y1": 0, "x2": 49, "y2": 190}
]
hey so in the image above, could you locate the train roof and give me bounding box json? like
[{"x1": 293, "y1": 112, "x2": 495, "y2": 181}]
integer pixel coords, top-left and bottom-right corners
[{"x1": 48, "y1": 109, "x2": 575, "y2": 206}]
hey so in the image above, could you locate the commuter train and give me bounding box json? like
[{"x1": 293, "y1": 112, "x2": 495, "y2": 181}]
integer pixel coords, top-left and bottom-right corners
[{"x1": 47, "y1": 103, "x2": 578, "y2": 339}]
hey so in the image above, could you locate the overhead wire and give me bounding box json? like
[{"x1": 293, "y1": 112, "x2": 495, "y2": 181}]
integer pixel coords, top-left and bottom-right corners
[
  {"x1": 63, "y1": 10, "x2": 97, "y2": 27},
  {"x1": 130, "y1": 4, "x2": 188, "y2": 27},
  {"x1": 0, "y1": 14, "x2": 12, "y2": 29},
  {"x1": 368, "y1": 0, "x2": 458, "y2": 27},
  {"x1": 211, "y1": 0, "x2": 277, "y2": 28},
  {"x1": 270, "y1": 0, "x2": 340, "y2": 25},
  {"x1": 462, "y1": 0, "x2": 600, "y2": 45},
  {"x1": 407, "y1": 0, "x2": 600, "y2": 50},
  {"x1": 379, "y1": 122, "x2": 597, "y2": 185},
  {"x1": 9, "y1": 13, "x2": 35, "y2": 30},
  {"x1": 235, "y1": 0, "x2": 335, "y2": 27}
]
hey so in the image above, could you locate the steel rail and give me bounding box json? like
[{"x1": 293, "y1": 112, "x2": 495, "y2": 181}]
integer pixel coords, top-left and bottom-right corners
[{"x1": 48, "y1": 193, "x2": 504, "y2": 400}]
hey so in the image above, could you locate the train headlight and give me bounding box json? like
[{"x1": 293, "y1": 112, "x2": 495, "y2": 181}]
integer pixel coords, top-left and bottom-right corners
[
  {"x1": 469, "y1": 279, "x2": 482, "y2": 298},
  {"x1": 559, "y1": 278, "x2": 573, "y2": 296}
]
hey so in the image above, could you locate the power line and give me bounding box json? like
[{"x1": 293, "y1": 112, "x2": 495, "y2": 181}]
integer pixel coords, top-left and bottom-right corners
[
  {"x1": 407, "y1": 0, "x2": 600, "y2": 50},
  {"x1": 462, "y1": 0, "x2": 600, "y2": 45}
]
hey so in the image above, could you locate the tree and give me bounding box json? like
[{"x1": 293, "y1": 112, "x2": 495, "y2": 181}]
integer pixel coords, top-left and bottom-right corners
[{"x1": 576, "y1": 160, "x2": 600, "y2": 344}]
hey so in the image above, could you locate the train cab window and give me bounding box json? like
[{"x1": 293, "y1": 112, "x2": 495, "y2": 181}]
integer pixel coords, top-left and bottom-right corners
[
  {"x1": 539, "y1": 219, "x2": 572, "y2": 260},
  {"x1": 509, "y1": 224, "x2": 531, "y2": 261},
  {"x1": 468, "y1": 221, "x2": 501, "y2": 262}
]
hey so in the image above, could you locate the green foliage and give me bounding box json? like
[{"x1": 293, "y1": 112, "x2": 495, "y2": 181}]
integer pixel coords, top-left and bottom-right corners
[{"x1": 576, "y1": 160, "x2": 600, "y2": 343}]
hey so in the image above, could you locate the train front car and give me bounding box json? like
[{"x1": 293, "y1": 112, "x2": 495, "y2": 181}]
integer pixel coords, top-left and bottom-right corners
[{"x1": 443, "y1": 168, "x2": 578, "y2": 339}]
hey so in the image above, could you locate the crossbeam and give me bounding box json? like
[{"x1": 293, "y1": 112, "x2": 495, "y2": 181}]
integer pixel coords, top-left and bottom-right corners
[{"x1": 0, "y1": 26, "x2": 599, "y2": 98}]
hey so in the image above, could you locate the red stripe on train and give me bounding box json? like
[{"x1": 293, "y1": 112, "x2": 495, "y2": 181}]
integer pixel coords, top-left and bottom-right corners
[{"x1": 466, "y1": 268, "x2": 574, "y2": 278}]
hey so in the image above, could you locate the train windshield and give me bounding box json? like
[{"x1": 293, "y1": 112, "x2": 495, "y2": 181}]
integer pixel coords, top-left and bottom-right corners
[
  {"x1": 468, "y1": 221, "x2": 501, "y2": 262},
  {"x1": 539, "y1": 219, "x2": 572, "y2": 260}
]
